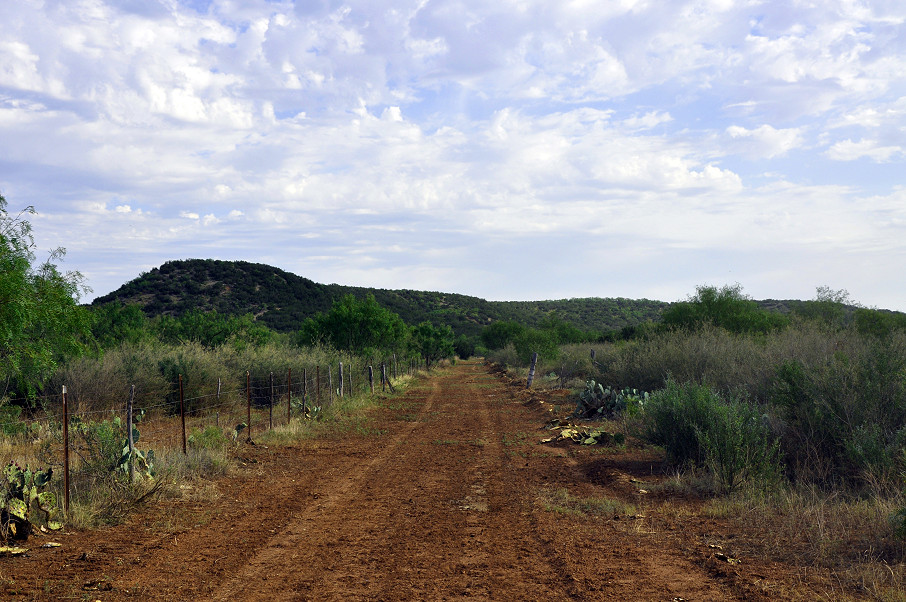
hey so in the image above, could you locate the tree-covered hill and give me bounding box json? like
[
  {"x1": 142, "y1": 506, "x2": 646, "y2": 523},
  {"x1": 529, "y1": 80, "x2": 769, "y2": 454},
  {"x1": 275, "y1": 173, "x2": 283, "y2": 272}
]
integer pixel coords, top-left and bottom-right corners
[{"x1": 91, "y1": 259, "x2": 669, "y2": 336}]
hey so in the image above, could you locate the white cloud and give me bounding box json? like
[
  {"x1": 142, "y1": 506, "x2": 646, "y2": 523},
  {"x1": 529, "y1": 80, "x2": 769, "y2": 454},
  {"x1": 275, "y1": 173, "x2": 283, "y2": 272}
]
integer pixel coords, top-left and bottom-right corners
[
  {"x1": 2, "y1": 0, "x2": 906, "y2": 309},
  {"x1": 724, "y1": 124, "x2": 806, "y2": 158},
  {"x1": 826, "y1": 138, "x2": 903, "y2": 162}
]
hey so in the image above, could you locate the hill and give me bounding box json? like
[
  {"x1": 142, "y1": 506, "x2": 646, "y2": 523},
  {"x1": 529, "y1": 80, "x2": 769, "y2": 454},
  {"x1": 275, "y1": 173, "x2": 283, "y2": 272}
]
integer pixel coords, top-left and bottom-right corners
[{"x1": 91, "y1": 259, "x2": 669, "y2": 336}]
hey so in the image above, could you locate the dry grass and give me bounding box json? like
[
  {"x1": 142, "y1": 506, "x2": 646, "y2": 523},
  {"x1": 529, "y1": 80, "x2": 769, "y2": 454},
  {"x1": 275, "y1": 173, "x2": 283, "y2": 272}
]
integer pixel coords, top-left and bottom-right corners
[
  {"x1": 537, "y1": 487, "x2": 637, "y2": 519},
  {"x1": 693, "y1": 484, "x2": 906, "y2": 599}
]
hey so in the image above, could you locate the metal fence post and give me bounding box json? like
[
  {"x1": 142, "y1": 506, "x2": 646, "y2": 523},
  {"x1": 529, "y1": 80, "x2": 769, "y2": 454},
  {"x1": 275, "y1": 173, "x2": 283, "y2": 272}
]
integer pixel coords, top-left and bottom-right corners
[{"x1": 62, "y1": 385, "x2": 70, "y2": 515}]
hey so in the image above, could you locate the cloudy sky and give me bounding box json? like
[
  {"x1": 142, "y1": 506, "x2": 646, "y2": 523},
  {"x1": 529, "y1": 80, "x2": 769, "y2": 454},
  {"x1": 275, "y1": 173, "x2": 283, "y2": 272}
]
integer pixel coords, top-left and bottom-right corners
[{"x1": 2, "y1": 0, "x2": 906, "y2": 310}]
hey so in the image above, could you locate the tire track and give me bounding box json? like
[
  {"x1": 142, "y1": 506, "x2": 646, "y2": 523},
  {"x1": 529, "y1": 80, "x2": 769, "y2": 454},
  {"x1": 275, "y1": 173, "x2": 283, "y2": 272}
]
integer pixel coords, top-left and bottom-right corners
[{"x1": 210, "y1": 379, "x2": 441, "y2": 601}]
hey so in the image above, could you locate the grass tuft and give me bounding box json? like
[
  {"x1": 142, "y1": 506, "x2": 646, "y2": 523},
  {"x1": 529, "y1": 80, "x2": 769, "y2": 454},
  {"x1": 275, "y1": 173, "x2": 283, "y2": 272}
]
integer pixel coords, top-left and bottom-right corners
[{"x1": 538, "y1": 487, "x2": 636, "y2": 518}]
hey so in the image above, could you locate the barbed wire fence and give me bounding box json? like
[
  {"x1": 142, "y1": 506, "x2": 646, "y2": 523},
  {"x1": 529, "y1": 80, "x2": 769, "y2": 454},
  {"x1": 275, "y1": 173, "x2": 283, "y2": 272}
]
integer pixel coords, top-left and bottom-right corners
[{"x1": 0, "y1": 354, "x2": 421, "y2": 516}]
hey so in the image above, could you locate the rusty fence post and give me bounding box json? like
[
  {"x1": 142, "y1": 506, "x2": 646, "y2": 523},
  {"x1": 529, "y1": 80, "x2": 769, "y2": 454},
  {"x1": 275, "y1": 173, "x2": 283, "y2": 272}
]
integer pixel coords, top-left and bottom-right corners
[
  {"x1": 62, "y1": 385, "x2": 70, "y2": 515},
  {"x1": 246, "y1": 371, "x2": 252, "y2": 442}
]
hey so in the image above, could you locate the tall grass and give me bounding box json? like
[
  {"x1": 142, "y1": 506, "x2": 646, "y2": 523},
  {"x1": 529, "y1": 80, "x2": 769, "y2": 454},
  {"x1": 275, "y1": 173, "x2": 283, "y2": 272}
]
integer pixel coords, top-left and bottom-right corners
[
  {"x1": 44, "y1": 340, "x2": 401, "y2": 415},
  {"x1": 505, "y1": 320, "x2": 906, "y2": 491}
]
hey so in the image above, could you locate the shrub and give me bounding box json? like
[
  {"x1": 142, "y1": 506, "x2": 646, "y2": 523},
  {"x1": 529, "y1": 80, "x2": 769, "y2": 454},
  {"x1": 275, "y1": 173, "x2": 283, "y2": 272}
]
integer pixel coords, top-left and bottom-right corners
[
  {"x1": 768, "y1": 335, "x2": 906, "y2": 489},
  {"x1": 643, "y1": 380, "x2": 781, "y2": 493},
  {"x1": 188, "y1": 425, "x2": 228, "y2": 450}
]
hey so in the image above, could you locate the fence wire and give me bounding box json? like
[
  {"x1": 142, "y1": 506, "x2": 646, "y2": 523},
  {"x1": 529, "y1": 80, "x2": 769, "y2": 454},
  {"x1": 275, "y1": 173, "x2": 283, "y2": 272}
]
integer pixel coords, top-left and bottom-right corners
[{"x1": 1, "y1": 359, "x2": 421, "y2": 515}]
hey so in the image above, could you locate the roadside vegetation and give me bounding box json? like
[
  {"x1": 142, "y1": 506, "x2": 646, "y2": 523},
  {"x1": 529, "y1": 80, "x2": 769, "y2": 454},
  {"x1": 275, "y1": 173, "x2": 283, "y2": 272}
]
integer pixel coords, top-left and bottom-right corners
[
  {"x1": 0, "y1": 193, "x2": 458, "y2": 538},
  {"x1": 487, "y1": 283, "x2": 906, "y2": 594}
]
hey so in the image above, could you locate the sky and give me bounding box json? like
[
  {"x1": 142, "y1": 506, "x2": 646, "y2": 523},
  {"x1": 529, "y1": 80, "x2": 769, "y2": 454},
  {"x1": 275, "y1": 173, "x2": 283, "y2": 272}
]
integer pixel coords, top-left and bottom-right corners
[{"x1": 2, "y1": 0, "x2": 906, "y2": 310}]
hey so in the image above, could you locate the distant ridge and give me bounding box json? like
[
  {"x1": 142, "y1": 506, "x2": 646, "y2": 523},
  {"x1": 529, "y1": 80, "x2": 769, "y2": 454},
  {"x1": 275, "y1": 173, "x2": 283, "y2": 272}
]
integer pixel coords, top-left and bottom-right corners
[{"x1": 91, "y1": 259, "x2": 670, "y2": 336}]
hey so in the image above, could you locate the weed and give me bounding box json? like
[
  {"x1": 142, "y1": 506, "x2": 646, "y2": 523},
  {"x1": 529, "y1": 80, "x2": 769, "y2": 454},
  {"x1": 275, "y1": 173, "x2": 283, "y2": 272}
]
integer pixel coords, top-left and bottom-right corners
[
  {"x1": 502, "y1": 431, "x2": 529, "y2": 447},
  {"x1": 537, "y1": 487, "x2": 636, "y2": 518}
]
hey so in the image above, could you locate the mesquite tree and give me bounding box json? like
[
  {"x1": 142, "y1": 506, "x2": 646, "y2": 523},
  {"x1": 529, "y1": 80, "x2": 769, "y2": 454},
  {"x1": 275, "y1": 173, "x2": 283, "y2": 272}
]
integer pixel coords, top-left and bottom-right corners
[{"x1": 0, "y1": 194, "x2": 91, "y2": 399}]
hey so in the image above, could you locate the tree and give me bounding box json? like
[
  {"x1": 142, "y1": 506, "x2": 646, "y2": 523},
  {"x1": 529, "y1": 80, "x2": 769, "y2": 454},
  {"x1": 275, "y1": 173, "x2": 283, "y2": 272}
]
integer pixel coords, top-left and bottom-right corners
[
  {"x1": 296, "y1": 294, "x2": 409, "y2": 355},
  {"x1": 153, "y1": 309, "x2": 272, "y2": 350},
  {"x1": 90, "y1": 302, "x2": 151, "y2": 349},
  {"x1": 453, "y1": 334, "x2": 476, "y2": 360},
  {"x1": 411, "y1": 321, "x2": 454, "y2": 368},
  {"x1": 0, "y1": 194, "x2": 91, "y2": 398},
  {"x1": 480, "y1": 320, "x2": 525, "y2": 350},
  {"x1": 513, "y1": 327, "x2": 560, "y2": 364},
  {"x1": 792, "y1": 286, "x2": 854, "y2": 328},
  {"x1": 660, "y1": 284, "x2": 787, "y2": 335}
]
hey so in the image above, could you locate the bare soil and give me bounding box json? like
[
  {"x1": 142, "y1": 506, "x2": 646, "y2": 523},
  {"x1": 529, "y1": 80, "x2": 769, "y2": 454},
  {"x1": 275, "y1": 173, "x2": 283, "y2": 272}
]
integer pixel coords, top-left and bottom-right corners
[{"x1": 0, "y1": 361, "x2": 857, "y2": 600}]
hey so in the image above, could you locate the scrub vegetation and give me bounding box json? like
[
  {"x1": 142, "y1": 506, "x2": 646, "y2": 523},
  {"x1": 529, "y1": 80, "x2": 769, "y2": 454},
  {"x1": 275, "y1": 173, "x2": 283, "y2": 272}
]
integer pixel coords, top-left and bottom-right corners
[{"x1": 489, "y1": 283, "x2": 906, "y2": 584}]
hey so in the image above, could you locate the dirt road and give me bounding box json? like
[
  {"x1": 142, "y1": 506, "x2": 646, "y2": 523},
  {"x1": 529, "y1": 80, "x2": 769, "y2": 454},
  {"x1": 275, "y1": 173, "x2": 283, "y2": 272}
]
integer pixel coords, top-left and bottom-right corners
[{"x1": 2, "y1": 361, "x2": 837, "y2": 600}]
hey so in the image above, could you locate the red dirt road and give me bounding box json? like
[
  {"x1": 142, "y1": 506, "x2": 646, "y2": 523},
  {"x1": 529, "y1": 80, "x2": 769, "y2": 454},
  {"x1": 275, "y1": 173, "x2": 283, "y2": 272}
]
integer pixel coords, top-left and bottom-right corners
[{"x1": 2, "y1": 361, "x2": 844, "y2": 600}]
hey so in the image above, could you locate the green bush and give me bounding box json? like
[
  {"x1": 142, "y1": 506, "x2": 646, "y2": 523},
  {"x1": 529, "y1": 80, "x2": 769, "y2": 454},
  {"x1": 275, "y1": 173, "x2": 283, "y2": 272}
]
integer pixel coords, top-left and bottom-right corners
[
  {"x1": 453, "y1": 335, "x2": 475, "y2": 360},
  {"x1": 642, "y1": 380, "x2": 780, "y2": 493},
  {"x1": 70, "y1": 416, "x2": 129, "y2": 487},
  {"x1": 188, "y1": 426, "x2": 228, "y2": 450},
  {"x1": 0, "y1": 403, "x2": 28, "y2": 437},
  {"x1": 769, "y1": 335, "x2": 906, "y2": 488}
]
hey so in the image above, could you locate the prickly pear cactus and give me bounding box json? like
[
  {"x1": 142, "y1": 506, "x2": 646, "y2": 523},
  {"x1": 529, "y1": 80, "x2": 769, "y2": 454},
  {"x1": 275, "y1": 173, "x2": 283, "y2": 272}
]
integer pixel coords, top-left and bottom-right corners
[
  {"x1": 574, "y1": 380, "x2": 649, "y2": 419},
  {"x1": 1, "y1": 462, "x2": 63, "y2": 541},
  {"x1": 116, "y1": 409, "x2": 156, "y2": 481}
]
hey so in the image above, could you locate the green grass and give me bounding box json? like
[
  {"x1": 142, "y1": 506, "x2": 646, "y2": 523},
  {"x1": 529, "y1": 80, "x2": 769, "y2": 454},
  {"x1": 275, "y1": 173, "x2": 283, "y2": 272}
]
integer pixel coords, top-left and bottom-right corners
[{"x1": 538, "y1": 487, "x2": 636, "y2": 518}]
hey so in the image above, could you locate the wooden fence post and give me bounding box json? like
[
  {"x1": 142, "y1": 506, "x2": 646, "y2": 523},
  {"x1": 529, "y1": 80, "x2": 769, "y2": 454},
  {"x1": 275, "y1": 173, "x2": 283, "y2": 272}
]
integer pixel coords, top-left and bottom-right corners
[
  {"x1": 62, "y1": 385, "x2": 70, "y2": 515},
  {"x1": 338, "y1": 362, "x2": 344, "y2": 398},
  {"x1": 381, "y1": 363, "x2": 387, "y2": 392},
  {"x1": 328, "y1": 365, "x2": 333, "y2": 404},
  {"x1": 179, "y1": 374, "x2": 187, "y2": 454},
  {"x1": 287, "y1": 368, "x2": 292, "y2": 424},
  {"x1": 527, "y1": 352, "x2": 538, "y2": 388},
  {"x1": 316, "y1": 366, "x2": 321, "y2": 406},
  {"x1": 303, "y1": 367, "x2": 308, "y2": 417},
  {"x1": 269, "y1": 372, "x2": 274, "y2": 430},
  {"x1": 368, "y1": 365, "x2": 374, "y2": 393},
  {"x1": 127, "y1": 385, "x2": 135, "y2": 482}
]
